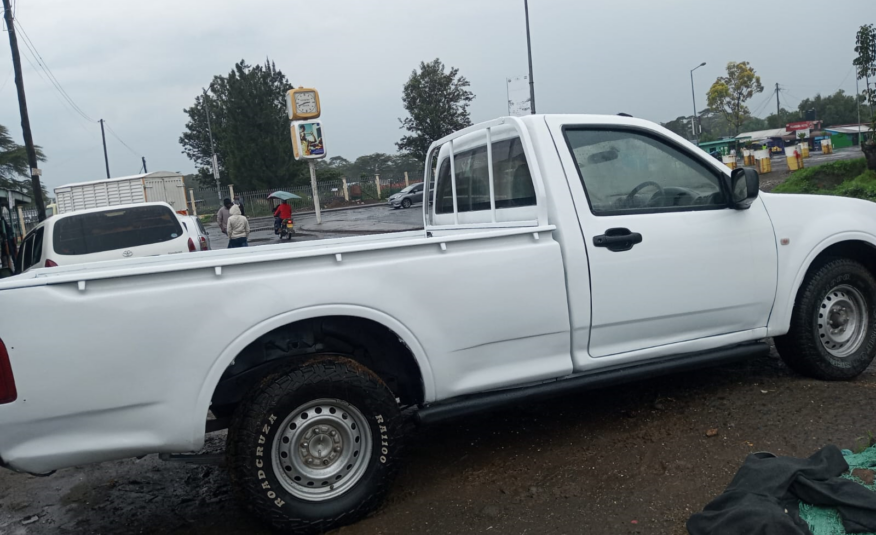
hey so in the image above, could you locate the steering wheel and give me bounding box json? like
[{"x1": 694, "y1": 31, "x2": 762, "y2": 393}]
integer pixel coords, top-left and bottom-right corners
[{"x1": 625, "y1": 181, "x2": 664, "y2": 207}]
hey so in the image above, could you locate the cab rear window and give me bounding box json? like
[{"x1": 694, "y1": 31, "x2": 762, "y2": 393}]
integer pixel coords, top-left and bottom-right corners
[{"x1": 53, "y1": 206, "x2": 183, "y2": 256}]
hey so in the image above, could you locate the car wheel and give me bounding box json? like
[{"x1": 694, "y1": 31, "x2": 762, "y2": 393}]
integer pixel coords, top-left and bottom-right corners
[
  {"x1": 774, "y1": 257, "x2": 876, "y2": 380},
  {"x1": 401, "y1": 199, "x2": 412, "y2": 209},
  {"x1": 227, "y1": 356, "x2": 403, "y2": 534}
]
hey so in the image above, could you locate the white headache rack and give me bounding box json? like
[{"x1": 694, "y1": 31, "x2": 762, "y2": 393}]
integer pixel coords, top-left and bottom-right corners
[{"x1": 422, "y1": 116, "x2": 549, "y2": 232}]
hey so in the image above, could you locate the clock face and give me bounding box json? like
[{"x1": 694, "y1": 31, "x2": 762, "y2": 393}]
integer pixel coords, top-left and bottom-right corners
[{"x1": 294, "y1": 91, "x2": 318, "y2": 114}]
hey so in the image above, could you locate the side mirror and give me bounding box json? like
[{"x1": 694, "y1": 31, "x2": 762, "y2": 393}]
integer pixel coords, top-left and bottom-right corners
[{"x1": 728, "y1": 167, "x2": 759, "y2": 210}]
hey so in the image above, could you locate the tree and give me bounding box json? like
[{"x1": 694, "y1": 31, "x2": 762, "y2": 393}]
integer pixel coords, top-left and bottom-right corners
[
  {"x1": 179, "y1": 59, "x2": 309, "y2": 190},
  {"x1": 853, "y1": 24, "x2": 876, "y2": 169},
  {"x1": 766, "y1": 108, "x2": 799, "y2": 129},
  {"x1": 795, "y1": 90, "x2": 862, "y2": 126},
  {"x1": 706, "y1": 62, "x2": 764, "y2": 135},
  {"x1": 0, "y1": 124, "x2": 46, "y2": 197},
  {"x1": 397, "y1": 59, "x2": 474, "y2": 161}
]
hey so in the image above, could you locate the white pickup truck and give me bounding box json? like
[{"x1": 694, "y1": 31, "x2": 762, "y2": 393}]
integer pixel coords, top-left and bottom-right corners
[{"x1": 2, "y1": 115, "x2": 875, "y2": 534}]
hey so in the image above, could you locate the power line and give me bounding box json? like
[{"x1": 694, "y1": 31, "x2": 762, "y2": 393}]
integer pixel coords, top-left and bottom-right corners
[
  {"x1": 15, "y1": 39, "x2": 97, "y2": 139},
  {"x1": 836, "y1": 66, "x2": 854, "y2": 94},
  {"x1": 0, "y1": 67, "x2": 12, "y2": 93},
  {"x1": 103, "y1": 121, "x2": 142, "y2": 157},
  {"x1": 13, "y1": 18, "x2": 94, "y2": 123}
]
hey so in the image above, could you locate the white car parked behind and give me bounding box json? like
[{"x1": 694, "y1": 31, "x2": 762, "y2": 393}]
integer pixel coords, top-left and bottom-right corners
[
  {"x1": 178, "y1": 215, "x2": 211, "y2": 251},
  {"x1": 15, "y1": 202, "x2": 194, "y2": 274}
]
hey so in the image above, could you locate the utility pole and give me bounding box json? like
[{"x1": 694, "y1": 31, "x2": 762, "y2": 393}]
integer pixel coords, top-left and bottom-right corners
[
  {"x1": 99, "y1": 119, "x2": 110, "y2": 178},
  {"x1": 141, "y1": 156, "x2": 148, "y2": 174},
  {"x1": 524, "y1": 0, "x2": 536, "y2": 114},
  {"x1": 3, "y1": 0, "x2": 46, "y2": 221},
  {"x1": 776, "y1": 83, "x2": 781, "y2": 120},
  {"x1": 690, "y1": 62, "x2": 706, "y2": 145},
  {"x1": 203, "y1": 90, "x2": 222, "y2": 201}
]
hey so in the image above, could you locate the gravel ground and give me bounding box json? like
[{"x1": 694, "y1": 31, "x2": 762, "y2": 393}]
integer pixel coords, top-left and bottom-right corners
[{"x1": 2, "y1": 348, "x2": 874, "y2": 535}]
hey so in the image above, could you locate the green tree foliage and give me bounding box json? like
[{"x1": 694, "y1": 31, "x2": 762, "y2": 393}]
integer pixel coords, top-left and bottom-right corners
[
  {"x1": 854, "y1": 24, "x2": 876, "y2": 112},
  {"x1": 317, "y1": 153, "x2": 424, "y2": 182},
  {"x1": 397, "y1": 59, "x2": 474, "y2": 161},
  {"x1": 0, "y1": 124, "x2": 46, "y2": 197},
  {"x1": 707, "y1": 62, "x2": 764, "y2": 135},
  {"x1": 853, "y1": 24, "x2": 876, "y2": 169},
  {"x1": 766, "y1": 108, "x2": 798, "y2": 129},
  {"x1": 795, "y1": 90, "x2": 862, "y2": 126},
  {"x1": 179, "y1": 60, "x2": 308, "y2": 190}
]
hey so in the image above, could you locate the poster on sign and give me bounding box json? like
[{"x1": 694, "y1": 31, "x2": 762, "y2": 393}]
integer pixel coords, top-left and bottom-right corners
[
  {"x1": 291, "y1": 120, "x2": 326, "y2": 160},
  {"x1": 507, "y1": 76, "x2": 532, "y2": 117}
]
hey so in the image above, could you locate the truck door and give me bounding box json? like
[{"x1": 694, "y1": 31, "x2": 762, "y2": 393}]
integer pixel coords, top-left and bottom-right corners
[{"x1": 547, "y1": 119, "x2": 778, "y2": 360}]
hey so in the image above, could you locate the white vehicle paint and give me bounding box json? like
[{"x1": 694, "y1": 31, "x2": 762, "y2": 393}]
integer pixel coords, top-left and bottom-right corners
[
  {"x1": 178, "y1": 214, "x2": 211, "y2": 251},
  {"x1": 2, "y1": 114, "x2": 875, "y2": 533},
  {"x1": 15, "y1": 202, "x2": 194, "y2": 273},
  {"x1": 54, "y1": 172, "x2": 190, "y2": 215}
]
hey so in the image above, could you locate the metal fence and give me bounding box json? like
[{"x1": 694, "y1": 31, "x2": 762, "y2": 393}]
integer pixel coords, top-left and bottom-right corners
[{"x1": 191, "y1": 175, "x2": 422, "y2": 220}]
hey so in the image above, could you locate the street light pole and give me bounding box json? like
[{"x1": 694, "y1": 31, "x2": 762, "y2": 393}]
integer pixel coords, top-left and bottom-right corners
[
  {"x1": 690, "y1": 62, "x2": 706, "y2": 145},
  {"x1": 524, "y1": 0, "x2": 536, "y2": 114},
  {"x1": 203, "y1": 89, "x2": 222, "y2": 201}
]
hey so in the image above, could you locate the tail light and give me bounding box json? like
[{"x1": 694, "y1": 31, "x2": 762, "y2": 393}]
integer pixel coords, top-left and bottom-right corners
[
  {"x1": 44, "y1": 259, "x2": 58, "y2": 268},
  {"x1": 199, "y1": 236, "x2": 208, "y2": 251},
  {"x1": 0, "y1": 339, "x2": 17, "y2": 404},
  {"x1": 188, "y1": 237, "x2": 196, "y2": 252}
]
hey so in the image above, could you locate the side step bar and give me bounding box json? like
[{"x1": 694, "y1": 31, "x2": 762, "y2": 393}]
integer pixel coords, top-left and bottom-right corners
[{"x1": 415, "y1": 341, "x2": 768, "y2": 425}]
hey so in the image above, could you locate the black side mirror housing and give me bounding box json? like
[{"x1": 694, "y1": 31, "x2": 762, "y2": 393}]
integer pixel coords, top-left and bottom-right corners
[{"x1": 727, "y1": 167, "x2": 759, "y2": 210}]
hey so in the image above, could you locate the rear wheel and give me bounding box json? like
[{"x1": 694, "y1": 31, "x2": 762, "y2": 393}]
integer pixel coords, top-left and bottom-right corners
[
  {"x1": 775, "y1": 258, "x2": 876, "y2": 380},
  {"x1": 226, "y1": 356, "x2": 403, "y2": 534}
]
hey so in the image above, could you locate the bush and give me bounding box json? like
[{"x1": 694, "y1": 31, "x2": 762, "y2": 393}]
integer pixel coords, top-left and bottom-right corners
[
  {"x1": 772, "y1": 158, "x2": 876, "y2": 203},
  {"x1": 773, "y1": 158, "x2": 867, "y2": 193}
]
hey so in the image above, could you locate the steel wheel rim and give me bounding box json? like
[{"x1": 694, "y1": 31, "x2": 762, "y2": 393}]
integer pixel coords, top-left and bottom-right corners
[
  {"x1": 817, "y1": 284, "x2": 868, "y2": 358},
  {"x1": 272, "y1": 398, "x2": 372, "y2": 501}
]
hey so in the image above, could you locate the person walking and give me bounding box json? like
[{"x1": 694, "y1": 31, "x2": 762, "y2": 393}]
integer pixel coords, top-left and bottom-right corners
[
  {"x1": 227, "y1": 204, "x2": 250, "y2": 248},
  {"x1": 217, "y1": 198, "x2": 233, "y2": 235}
]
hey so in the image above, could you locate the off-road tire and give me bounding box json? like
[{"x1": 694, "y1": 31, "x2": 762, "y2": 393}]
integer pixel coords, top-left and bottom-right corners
[
  {"x1": 226, "y1": 356, "x2": 403, "y2": 534},
  {"x1": 775, "y1": 257, "x2": 876, "y2": 380},
  {"x1": 401, "y1": 198, "x2": 412, "y2": 209}
]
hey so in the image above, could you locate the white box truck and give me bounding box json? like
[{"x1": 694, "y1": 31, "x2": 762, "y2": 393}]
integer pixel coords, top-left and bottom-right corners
[{"x1": 54, "y1": 171, "x2": 190, "y2": 215}]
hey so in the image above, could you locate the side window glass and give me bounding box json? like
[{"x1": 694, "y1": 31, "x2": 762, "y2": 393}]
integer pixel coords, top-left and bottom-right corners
[
  {"x1": 435, "y1": 158, "x2": 454, "y2": 214},
  {"x1": 21, "y1": 236, "x2": 33, "y2": 271},
  {"x1": 434, "y1": 137, "x2": 537, "y2": 215},
  {"x1": 564, "y1": 129, "x2": 725, "y2": 215},
  {"x1": 492, "y1": 138, "x2": 536, "y2": 209},
  {"x1": 30, "y1": 227, "x2": 44, "y2": 267}
]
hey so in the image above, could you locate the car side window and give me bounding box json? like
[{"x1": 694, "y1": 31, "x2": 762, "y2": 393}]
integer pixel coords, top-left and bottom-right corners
[
  {"x1": 563, "y1": 128, "x2": 726, "y2": 215},
  {"x1": 30, "y1": 227, "x2": 44, "y2": 267},
  {"x1": 20, "y1": 234, "x2": 33, "y2": 271}
]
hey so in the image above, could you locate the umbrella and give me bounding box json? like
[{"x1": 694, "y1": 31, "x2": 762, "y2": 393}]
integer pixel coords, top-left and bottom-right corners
[{"x1": 267, "y1": 191, "x2": 302, "y2": 200}]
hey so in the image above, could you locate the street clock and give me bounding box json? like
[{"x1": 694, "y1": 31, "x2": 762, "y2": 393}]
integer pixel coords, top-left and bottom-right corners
[{"x1": 286, "y1": 88, "x2": 321, "y2": 120}]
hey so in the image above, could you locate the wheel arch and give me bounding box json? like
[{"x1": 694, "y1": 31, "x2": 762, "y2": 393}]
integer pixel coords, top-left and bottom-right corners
[
  {"x1": 770, "y1": 233, "x2": 876, "y2": 335},
  {"x1": 194, "y1": 305, "x2": 436, "y2": 443}
]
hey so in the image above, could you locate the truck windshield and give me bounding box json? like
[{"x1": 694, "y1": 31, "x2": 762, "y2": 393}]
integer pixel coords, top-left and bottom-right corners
[{"x1": 53, "y1": 205, "x2": 183, "y2": 256}]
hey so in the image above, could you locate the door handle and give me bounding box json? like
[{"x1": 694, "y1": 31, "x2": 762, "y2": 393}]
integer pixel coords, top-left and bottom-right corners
[{"x1": 593, "y1": 228, "x2": 642, "y2": 252}]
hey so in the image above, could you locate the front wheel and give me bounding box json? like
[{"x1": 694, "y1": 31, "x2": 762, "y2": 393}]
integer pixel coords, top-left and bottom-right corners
[
  {"x1": 226, "y1": 356, "x2": 403, "y2": 534},
  {"x1": 401, "y1": 198, "x2": 412, "y2": 209},
  {"x1": 775, "y1": 257, "x2": 876, "y2": 380}
]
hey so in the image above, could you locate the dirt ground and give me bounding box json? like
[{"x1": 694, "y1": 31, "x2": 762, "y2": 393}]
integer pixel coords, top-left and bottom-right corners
[{"x1": 2, "y1": 346, "x2": 875, "y2": 535}]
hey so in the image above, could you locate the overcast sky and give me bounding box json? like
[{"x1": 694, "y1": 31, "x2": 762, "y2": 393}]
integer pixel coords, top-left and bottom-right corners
[{"x1": 0, "y1": 0, "x2": 870, "y2": 192}]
